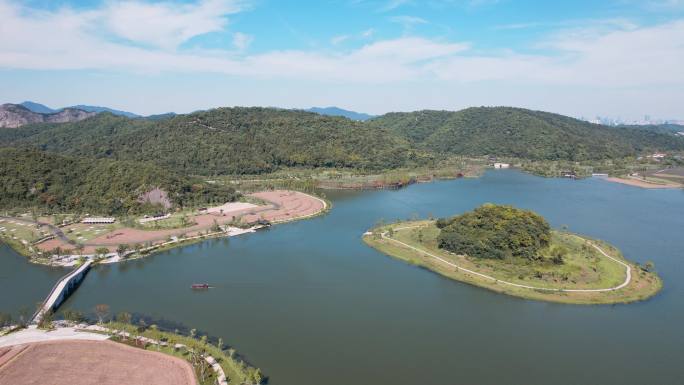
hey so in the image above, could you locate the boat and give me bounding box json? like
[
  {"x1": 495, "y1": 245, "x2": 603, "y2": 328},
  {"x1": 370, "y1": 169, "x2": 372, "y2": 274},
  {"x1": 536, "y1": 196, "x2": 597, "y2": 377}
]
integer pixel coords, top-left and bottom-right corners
[{"x1": 191, "y1": 283, "x2": 210, "y2": 289}]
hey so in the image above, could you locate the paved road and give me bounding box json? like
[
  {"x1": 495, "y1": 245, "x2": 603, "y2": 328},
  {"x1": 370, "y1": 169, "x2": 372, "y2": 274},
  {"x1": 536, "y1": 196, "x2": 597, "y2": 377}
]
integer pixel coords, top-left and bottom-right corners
[{"x1": 382, "y1": 225, "x2": 632, "y2": 292}]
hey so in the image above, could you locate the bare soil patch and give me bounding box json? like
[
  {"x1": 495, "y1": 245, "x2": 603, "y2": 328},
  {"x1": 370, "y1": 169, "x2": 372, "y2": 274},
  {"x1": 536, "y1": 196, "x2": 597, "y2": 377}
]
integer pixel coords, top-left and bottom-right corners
[
  {"x1": 604, "y1": 177, "x2": 680, "y2": 189},
  {"x1": 242, "y1": 190, "x2": 325, "y2": 223},
  {"x1": 0, "y1": 340, "x2": 197, "y2": 385}
]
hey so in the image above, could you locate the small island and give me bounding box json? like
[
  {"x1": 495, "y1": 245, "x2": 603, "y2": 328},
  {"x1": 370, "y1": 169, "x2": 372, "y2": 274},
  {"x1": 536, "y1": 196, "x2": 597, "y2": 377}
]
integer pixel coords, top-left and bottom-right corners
[{"x1": 363, "y1": 204, "x2": 661, "y2": 304}]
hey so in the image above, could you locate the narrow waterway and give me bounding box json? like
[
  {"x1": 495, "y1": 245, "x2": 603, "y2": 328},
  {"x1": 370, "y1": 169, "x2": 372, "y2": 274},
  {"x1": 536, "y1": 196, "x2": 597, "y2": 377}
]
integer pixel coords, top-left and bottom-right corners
[{"x1": 2, "y1": 170, "x2": 683, "y2": 384}]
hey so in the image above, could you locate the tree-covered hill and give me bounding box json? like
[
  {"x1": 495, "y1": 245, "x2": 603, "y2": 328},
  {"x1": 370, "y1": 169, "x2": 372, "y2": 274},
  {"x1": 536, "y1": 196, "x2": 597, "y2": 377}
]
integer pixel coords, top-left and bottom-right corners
[
  {"x1": 1, "y1": 108, "x2": 423, "y2": 175},
  {"x1": 0, "y1": 147, "x2": 239, "y2": 215},
  {"x1": 2, "y1": 106, "x2": 683, "y2": 178},
  {"x1": 437, "y1": 204, "x2": 552, "y2": 260},
  {"x1": 368, "y1": 107, "x2": 684, "y2": 161}
]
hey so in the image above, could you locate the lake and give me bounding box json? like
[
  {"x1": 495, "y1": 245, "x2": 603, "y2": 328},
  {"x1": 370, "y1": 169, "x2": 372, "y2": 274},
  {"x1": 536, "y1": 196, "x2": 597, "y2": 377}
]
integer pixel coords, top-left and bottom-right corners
[{"x1": 2, "y1": 170, "x2": 683, "y2": 384}]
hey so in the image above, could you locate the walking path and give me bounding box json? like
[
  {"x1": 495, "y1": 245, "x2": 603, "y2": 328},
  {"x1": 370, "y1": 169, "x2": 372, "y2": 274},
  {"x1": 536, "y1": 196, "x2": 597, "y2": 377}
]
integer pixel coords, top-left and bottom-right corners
[
  {"x1": 383, "y1": 225, "x2": 632, "y2": 292},
  {"x1": 0, "y1": 326, "x2": 107, "y2": 348}
]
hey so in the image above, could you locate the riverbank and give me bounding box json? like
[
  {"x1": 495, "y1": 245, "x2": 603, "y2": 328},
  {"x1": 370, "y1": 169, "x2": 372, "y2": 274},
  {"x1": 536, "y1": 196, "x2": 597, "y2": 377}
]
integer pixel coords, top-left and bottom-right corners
[
  {"x1": 363, "y1": 220, "x2": 662, "y2": 304},
  {"x1": 1, "y1": 190, "x2": 329, "y2": 267}
]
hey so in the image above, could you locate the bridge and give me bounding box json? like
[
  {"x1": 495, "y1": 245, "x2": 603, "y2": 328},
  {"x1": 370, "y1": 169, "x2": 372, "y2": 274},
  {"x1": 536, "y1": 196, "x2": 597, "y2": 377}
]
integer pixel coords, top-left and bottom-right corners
[{"x1": 31, "y1": 260, "x2": 93, "y2": 325}]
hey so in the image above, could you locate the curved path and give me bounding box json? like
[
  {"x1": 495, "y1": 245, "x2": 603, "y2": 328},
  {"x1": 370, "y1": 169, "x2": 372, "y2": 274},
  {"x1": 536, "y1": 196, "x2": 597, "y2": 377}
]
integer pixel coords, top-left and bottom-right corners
[{"x1": 382, "y1": 225, "x2": 632, "y2": 293}]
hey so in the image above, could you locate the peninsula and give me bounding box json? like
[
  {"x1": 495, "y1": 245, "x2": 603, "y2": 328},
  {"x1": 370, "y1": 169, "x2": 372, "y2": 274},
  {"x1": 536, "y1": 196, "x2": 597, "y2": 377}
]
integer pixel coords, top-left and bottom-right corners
[{"x1": 363, "y1": 204, "x2": 661, "y2": 304}]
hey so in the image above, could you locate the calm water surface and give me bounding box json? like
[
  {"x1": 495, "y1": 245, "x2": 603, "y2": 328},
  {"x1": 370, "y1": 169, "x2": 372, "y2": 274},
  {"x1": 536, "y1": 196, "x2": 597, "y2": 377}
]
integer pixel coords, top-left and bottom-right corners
[{"x1": 2, "y1": 170, "x2": 683, "y2": 384}]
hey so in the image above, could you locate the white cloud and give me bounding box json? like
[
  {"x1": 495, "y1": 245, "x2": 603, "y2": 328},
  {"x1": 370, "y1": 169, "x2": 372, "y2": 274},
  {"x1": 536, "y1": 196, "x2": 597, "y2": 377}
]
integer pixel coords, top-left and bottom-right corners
[
  {"x1": 390, "y1": 15, "x2": 428, "y2": 27},
  {"x1": 331, "y1": 35, "x2": 350, "y2": 45},
  {"x1": 379, "y1": 0, "x2": 411, "y2": 12},
  {"x1": 361, "y1": 28, "x2": 376, "y2": 38},
  {"x1": 232, "y1": 32, "x2": 253, "y2": 51},
  {"x1": 0, "y1": 0, "x2": 683, "y2": 91},
  {"x1": 103, "y1": 0, "x2": 245, "y2": 50}
]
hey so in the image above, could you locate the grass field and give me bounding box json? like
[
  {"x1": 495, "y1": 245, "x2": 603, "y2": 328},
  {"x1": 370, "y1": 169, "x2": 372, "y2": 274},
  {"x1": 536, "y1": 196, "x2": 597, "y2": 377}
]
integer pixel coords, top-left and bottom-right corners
[
  {"x1": 363, "y1": 220, "x2": 662, "y2": 304},
  {"x1": 63, "y1": 223, "x2": 122, "y2": 243},
  {"x1": 0, "y1": 219, "x2": 45, "y2": 244}
]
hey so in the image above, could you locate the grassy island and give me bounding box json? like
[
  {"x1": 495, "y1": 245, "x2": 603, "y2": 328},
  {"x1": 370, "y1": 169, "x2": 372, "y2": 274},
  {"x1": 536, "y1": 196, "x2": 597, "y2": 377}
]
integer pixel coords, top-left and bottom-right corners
[{"x1": 363, "y1": 204, "x2": 661, "y2": 304}]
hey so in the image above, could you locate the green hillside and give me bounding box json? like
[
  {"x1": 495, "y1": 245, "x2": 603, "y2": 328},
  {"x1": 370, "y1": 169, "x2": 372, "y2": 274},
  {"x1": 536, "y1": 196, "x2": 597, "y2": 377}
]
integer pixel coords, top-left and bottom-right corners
[
  {"x1": 368, "y1": 107, "x2": 684, "y2": 161},
  {"x1": 1, "y1": 108, "x2": 422, "y2": 175},
  {"x1": 0, "y1": 147, "x2": 239, "y2": 215}
]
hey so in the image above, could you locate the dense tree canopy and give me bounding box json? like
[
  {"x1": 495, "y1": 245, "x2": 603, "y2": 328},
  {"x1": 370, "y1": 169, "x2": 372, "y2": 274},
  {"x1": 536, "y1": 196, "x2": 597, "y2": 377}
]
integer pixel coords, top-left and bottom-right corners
[
  {"x1": 2, "y1": 106, "x2": 682, "y2": 177},
  {"x1": 0, "y1": 108, "x2": 426, "y2": 175},
  {"x1": 437, "y1": 204, "x2": 551, "y2": 260},
  {"x1": 0, "y1": 148, "x2": 239, "y2": 215},
  {"x1": 368, "y1": 107, "x2": 684, "y2": 161}
]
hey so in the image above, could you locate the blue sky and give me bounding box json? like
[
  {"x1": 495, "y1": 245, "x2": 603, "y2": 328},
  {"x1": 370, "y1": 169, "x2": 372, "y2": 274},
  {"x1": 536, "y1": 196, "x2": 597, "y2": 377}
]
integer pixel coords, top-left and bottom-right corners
[{"x1": 1, "y1": 0, "x2": 683, "y2": 119}]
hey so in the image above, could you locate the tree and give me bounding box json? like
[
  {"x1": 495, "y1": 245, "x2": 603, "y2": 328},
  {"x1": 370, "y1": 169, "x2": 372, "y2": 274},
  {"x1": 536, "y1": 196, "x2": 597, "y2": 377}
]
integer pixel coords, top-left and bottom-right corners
[
  {"x1": 116, "y1": 243, "x2": 129, "y2": 258},
  {"x1": 116, "y1": 311, "x2": 132, "y2": 325},
  {"x1": 643, "y1": 261, "x2": 655, "y2": 272},
  {"x1": 62, "y1": 309, "x2": 84, "y2": 323},
  {"x1": 94, "y1": 304, "x2": 110, "y2": 324},
  {"x1": 217, "y1": 337, "x2": 224, "y2": 350},
  {"x1": 190, "y1": 328, "x2": 197, "y2": 339},
  {"x1": 253, "y1": 368, "x2": 263, "y2": 384},
  {"x1": 211, "y1": 219, "x2": 221, "y2": 232},
  {"x1": 0, "y1": 312, "x2": 12, "y2": 328},
  {"x1": 18, "y1": 306, "x2": 30, "y2": 327},
  {"x1": 138, "y1": 318, "x2": 147, "y2": 331},
  {"x1": 95, "y1": 247, "x2": 109, "y2": 259},
  {"x1": 74, "y1": 243, "x2": 84, "y2": 256},
  {"x1": 38, "y1": 310, "x2": 54, "y2": 330}
]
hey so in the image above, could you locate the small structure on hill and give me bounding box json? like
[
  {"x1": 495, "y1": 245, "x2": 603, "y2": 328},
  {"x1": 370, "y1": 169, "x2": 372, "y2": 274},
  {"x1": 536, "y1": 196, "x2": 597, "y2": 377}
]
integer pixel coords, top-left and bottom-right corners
[
  {"x1": 82, "y1": 217, "x2": 115, "y2": 224},
  {"x1": 139, "y1": 213, "x2": 171, "y2": 224}
]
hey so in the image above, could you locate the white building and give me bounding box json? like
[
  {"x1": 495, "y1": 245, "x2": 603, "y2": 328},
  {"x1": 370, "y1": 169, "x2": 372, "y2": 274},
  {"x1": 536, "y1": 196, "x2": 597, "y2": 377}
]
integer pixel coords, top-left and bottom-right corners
[
  {"x1": 494, "y1": 163, "x2": 510, "y2": 169},
  {"x1": 82, "y1": 217, "x2": 116, "y2": 224}
]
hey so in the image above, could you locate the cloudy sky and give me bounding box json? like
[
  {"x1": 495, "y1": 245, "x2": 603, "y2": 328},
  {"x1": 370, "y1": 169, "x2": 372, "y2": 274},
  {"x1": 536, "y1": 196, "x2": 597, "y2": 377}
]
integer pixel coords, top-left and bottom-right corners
[{"x1": 1, "y1": 0, "x2": 683, "y2": 119}]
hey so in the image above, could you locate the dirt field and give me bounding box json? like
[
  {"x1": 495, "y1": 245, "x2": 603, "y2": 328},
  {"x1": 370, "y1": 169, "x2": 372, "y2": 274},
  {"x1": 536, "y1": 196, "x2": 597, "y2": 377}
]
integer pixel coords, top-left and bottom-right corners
[
  {"x1": 0, "y1": 340, "x2": 196, "y2": 385},
  {"x1": 241, "y1": 190, "x2": 326, "y2": 223},
  {"x1": 604, "y1": 176, "x2": 680, "y2": 189}
]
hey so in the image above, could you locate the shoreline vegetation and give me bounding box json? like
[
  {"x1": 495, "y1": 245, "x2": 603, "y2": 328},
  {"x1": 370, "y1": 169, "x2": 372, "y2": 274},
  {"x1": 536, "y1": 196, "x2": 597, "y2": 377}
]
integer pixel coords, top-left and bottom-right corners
[{"x1": 363, "y1": 218, "x2": 661, "y2": 305}]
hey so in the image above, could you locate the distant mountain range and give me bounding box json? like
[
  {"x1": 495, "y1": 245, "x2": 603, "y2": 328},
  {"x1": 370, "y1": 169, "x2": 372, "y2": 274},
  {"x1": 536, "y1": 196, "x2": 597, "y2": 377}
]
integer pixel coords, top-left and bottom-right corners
[
  {"x1": 20, "y1": 101, "x2": 140, "y2": 118},
  {"x1": 305, "y1": 106, "x2": 375, "y2": 121},
  {"x1": 0, "y1": 104, "x2": 97, "y2": 128}
]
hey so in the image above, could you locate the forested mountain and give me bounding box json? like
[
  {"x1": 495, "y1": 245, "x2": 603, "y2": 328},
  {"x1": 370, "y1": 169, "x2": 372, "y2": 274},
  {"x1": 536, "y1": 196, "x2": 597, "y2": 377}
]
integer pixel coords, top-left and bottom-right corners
[
  {"x1": 0, "y1": 148, "x2": 239, "y2": 215},
  {"x1": 368, "y1": 107, "x2": 684, "y2": 161},
  {"x1": 1, "y1": 108, "x2": 423, "y2": 175},
  {"x1": 2, "y1": 106, "x2": 683, "y2": 179}
]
